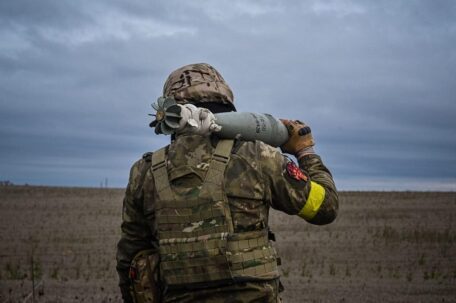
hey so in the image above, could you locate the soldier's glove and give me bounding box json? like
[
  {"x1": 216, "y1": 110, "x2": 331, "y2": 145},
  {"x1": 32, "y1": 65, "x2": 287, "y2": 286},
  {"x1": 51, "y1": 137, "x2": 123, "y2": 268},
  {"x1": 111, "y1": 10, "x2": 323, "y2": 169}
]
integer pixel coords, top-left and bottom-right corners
[
  {"x1": 177, "y1": 104, "x2": 220, "y2": 136},
  {"x1": 280, "y1": 119, "x2": 315, "y2": 159}
]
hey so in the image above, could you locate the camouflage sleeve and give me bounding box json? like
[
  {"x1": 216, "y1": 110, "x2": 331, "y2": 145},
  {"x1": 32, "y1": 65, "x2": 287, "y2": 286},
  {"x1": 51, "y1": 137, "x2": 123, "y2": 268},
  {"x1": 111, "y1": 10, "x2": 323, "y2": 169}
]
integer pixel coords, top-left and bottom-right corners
[
  {"x1": 298, "y1": 154, "x2": 339, "y2": 225},
  {"x1": 116, "y1": 156, "x2": 155, "y2": 291},
  {"x1": 257, "y1": 141, "x2": 338, "y2": 225}
]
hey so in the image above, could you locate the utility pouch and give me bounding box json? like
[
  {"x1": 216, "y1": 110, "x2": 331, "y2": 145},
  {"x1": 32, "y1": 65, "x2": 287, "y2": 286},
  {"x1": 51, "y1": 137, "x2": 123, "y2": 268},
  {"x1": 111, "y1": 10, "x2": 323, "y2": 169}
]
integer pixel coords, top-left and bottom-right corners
[{"x1": 129, "y1": 249, "x2": 160, "y2": 303}]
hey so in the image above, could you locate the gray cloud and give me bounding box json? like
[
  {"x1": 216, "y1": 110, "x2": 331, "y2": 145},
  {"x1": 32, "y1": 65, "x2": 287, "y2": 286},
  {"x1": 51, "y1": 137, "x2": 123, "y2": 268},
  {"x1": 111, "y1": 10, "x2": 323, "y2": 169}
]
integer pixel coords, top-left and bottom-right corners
[{"x1": 1, "y1": 0, "x2": 455, "y2": 190}]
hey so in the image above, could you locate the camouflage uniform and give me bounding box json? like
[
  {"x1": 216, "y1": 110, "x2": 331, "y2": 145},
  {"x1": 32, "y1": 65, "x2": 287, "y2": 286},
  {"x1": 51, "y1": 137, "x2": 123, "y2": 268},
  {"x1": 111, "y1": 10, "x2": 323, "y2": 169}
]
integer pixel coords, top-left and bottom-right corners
[{"x1": 117, "y1": 134, "x2": 338, "y2": 302}]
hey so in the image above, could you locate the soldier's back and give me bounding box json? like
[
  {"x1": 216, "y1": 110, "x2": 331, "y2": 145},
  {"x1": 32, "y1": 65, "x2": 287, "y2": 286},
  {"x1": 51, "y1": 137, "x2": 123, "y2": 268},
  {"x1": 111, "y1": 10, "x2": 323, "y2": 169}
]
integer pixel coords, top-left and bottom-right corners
[{"x1": 161, "y1": 135, "x2": 282, "y2": 303}]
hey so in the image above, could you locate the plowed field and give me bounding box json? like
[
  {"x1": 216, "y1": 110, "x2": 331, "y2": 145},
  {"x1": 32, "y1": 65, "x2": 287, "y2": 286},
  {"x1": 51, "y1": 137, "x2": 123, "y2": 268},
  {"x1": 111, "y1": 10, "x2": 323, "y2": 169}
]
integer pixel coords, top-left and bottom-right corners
[{"x1": 0, "y1": 186, "x2": 455, "y2": 302}]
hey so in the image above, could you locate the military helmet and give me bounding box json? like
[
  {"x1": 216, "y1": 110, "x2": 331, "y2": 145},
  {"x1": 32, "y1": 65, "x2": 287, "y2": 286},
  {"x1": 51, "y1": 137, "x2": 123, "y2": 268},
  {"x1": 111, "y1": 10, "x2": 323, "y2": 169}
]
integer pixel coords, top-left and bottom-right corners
[{"x1": 163, "y1": 63, "x2": 235, "y2": 111}]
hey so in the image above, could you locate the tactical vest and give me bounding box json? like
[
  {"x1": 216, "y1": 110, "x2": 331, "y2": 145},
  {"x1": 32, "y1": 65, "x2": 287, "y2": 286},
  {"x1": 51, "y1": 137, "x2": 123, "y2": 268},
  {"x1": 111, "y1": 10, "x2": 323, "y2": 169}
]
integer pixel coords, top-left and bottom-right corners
[{"x1": 151, "y1": 139, "x2": 280, "y2": 288}]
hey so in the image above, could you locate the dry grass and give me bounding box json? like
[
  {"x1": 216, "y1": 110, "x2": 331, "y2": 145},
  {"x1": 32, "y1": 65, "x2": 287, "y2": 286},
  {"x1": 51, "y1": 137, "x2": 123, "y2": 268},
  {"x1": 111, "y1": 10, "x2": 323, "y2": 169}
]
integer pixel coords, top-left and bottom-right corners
[
  {"x1": 271, "y1": 191, "x2": 456, "y2": 302},
  {"x1": 0, "y1": 187, "x2": 455, "y2": 302}
]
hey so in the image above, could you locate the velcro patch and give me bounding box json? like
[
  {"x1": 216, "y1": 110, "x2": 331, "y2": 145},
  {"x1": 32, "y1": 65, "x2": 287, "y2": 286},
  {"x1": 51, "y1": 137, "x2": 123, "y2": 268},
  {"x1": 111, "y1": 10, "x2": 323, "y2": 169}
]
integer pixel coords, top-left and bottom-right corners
[{"x1": 286, "y1": 162, "x2": 308, "y2": 182}]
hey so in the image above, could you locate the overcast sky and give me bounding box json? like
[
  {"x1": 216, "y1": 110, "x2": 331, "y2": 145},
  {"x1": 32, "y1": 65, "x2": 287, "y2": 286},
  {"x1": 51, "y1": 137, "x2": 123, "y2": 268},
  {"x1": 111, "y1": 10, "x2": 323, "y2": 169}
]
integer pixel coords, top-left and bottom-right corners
[{"x1": 1, "y1": 0, "x2": 455, "y2": 190}]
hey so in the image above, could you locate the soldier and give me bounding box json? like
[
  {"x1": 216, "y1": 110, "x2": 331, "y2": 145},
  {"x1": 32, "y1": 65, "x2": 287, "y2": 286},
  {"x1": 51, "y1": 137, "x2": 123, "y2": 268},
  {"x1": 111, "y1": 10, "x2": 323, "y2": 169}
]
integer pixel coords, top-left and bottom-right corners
[{"x1": 116, "y1": 63, "x2": 339, "y2": 303}]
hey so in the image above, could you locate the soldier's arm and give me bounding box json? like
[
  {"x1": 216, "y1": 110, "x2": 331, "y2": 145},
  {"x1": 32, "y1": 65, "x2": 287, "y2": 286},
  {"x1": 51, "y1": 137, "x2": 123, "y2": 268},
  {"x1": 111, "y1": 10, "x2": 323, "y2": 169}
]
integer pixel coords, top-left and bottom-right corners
[
  {"x1": 297, "y1": 153, "x2": 338, "y2": 224},
  {"x1": 116, "y1": 156, "x2": 155, "y2": 301},
  {"x1": 258, "y1": 141, "x2": 338, "y2": 225}
]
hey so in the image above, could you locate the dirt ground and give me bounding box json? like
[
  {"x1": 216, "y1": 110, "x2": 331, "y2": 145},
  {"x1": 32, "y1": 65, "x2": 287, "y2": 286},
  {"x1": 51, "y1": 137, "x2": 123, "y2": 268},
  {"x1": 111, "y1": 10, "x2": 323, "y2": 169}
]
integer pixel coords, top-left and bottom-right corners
[{"x1": 0, "y1": 186, "x2": 455, "y2": 302}]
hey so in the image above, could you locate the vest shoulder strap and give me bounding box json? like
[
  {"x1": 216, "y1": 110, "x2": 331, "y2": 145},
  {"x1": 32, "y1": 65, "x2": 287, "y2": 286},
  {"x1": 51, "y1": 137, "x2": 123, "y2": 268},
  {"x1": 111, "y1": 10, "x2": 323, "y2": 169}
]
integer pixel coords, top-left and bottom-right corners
[
  {"x1": 203, "y1": 139, "x2": 234, "y2": 193},
  {"x1": 213, "y1": 139, "x2": 234, "y2": 163},
  {"x1": 133, "y1": 152, "x2": 153, "y2": 200},
  {"x1": 202, "y1": 139, "x2": 235, "y2": 232},
  {"x1": 151, "y1": 146, "x2": 176, "y2": 202}
]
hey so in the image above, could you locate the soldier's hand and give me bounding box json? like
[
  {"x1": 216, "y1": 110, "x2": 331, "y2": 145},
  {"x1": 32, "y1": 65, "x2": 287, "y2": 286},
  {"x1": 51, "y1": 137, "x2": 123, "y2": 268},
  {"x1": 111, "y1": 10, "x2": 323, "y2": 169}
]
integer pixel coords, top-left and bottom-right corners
[
  {"x1": 177, "y1": 104, "x2": 219, "y2": 136},
  {"x1": 280, "y1": 119, "x2": 315, "y2": 157}
]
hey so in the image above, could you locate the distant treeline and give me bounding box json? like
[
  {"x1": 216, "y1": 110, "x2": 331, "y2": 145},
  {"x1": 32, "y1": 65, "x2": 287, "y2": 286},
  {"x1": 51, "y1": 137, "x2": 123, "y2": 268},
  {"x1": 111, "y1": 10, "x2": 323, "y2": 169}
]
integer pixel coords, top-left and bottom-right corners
[{"x1": 0, "y1": 180, "x2": 14, "y2": 186}]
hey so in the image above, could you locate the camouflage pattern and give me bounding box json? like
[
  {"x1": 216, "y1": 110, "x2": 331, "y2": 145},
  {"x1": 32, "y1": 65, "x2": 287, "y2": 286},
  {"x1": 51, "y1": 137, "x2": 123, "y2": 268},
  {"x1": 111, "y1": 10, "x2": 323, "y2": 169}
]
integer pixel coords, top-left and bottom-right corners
[
  {"x1": 298, "y1": 153, "x2": 338, "y2": 225},
  {"x1": 151, "y1": 139, "x2": 280, "y2": 288},
  {"x1": 164, "y1": 279, "x2": 282, "y2": 303},
  {"x1": 163, "y1": 63, "x2": 235, "y2": 110},
  {"x1": 117, "y1": 134, "x2": 338, "y2": 302},
  {"x1": 129, "y1": 249, "x2": 160, "y2": 303},
  {"x1": 116, "y1": 153, "x2": 159, "y2": 302}
]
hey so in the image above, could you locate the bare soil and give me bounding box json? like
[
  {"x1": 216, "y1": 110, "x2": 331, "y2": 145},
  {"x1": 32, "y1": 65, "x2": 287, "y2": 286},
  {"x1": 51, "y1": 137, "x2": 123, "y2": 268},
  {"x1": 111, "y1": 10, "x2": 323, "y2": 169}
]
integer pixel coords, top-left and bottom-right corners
[{"x1": 0, "y1": 186, "x2": 455, "y2": 302}]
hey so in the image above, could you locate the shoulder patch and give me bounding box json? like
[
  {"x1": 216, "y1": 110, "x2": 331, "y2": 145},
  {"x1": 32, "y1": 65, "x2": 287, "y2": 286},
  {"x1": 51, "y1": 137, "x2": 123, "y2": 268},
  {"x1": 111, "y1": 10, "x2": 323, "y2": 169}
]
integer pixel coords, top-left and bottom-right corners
[{"x1": 286, "y1": 161, "x2": 308, "y2": 182}]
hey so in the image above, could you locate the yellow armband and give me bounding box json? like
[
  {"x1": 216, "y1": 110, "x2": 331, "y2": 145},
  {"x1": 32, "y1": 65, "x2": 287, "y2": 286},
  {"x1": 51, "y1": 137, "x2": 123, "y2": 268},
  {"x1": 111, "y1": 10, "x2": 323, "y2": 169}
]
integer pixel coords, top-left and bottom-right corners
[{"x1": 298, "y1": 181, "x2": 326, "y2": 220}]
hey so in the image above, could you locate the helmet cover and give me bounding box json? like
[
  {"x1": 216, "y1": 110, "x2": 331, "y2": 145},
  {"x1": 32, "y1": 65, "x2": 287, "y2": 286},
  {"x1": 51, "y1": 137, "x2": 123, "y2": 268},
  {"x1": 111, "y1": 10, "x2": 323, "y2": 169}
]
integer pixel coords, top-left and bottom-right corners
[{"x1": 163, "y1": 63, "x2": 235, "y2": 110}]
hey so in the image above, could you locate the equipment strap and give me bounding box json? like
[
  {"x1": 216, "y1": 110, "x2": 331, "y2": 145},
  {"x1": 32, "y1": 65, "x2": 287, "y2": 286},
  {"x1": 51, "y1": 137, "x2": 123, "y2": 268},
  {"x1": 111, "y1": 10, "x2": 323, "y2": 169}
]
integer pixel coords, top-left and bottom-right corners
[
  {"x1": 159, "y1": 237, "x2": 226, "y2": 254},
  {"x1": 231, "y1": 261, "x2": 278, "y2": 278},
  {"x1": 133, "y1": 154, "x2": 152, "y2": 200},
  {"x1": 199, "y1": 139, "x2": 235, "y2": 233},
  {"x1": 161, "y1": 254, "x2": 227, "y2": 271},
  {"x1": 151, "y1": 146, "x2": 176, "y2": 204},
  {"x1": 159, "y1": 226, "x2": 229, "y2": 239},
  {"x1": 227, "y1": 234, "x2": 269, "y2": 251},
  {"x1": 156, "y1": 205, "x2": 228, "y2": 224},
  {"x1": 203, "y1": 139, "x2": 233, "y2": 199},
  {"x1": 229, "y1": 247, "x2": 276, "y2": 265},
  {"x1": 165, "y1": 271, "x2": 232, "y2": 286}
]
